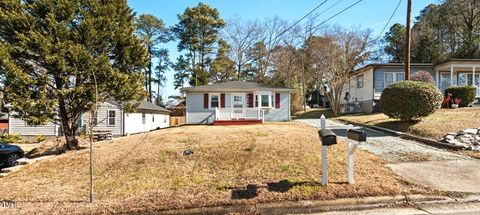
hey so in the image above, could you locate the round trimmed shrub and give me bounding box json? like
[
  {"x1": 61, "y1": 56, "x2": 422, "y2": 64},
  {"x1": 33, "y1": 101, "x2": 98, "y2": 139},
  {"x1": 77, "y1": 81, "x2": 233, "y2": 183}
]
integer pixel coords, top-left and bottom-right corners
[
  {"x1": 379, "y1": 81, "x2": 442, "y2": 121},
  {"x1": 411, "y1": 70, "x2": 435, "y2": 84},
  {"x1": 445, "y1": 86, "x2": 476, "y2": 107}
]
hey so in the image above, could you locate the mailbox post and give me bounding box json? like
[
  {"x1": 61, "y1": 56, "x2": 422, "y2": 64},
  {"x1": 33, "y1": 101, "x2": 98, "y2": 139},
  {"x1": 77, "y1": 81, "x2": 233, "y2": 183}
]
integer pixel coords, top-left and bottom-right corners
[
  {"x1": 318, "y1": 119, "x2": 337, "y2": 186},
  {"x1": 346, "y1": 129, "x2": 367, "y2": 184}
]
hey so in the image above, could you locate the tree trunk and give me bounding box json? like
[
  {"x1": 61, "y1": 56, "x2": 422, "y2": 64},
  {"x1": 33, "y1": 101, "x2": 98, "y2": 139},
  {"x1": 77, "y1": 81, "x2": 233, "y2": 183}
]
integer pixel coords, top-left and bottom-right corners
[{"x1": 148, "y1": 45, "x2": 153, "y2": 102}]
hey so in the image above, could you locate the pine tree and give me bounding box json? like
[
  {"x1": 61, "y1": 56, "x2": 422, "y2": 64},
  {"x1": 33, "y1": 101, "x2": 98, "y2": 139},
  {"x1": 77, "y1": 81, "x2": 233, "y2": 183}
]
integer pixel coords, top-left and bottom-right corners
[
  {"x1": 0, "y1": 0, "x2": 148, "y2": 149},
  {"x1": 172, "y1": 3, "x2": 225, "y2": 86},
  {"x1": 136, "y1": 14, "x2": 172, "y2": 102}
]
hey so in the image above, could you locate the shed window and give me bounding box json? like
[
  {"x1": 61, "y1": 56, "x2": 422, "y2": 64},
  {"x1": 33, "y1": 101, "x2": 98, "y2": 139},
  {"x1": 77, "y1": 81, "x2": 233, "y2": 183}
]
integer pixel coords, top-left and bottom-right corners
[
  {"x1": 357, "y1": 75, "x2": 364, "y2": 88},
  {"x1": 108, "y1": 110, "x2": 115, "y2": 126},
  {"x1": 152, "y1": 115, "x2": 155, "y2": 122},
  {"x1": 142, "y1": 113, "x2": 146, "y2": 124}
]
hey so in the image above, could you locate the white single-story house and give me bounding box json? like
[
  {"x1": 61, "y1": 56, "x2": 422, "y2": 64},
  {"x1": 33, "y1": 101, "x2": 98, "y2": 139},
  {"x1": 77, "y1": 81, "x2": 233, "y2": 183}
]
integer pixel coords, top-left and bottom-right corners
[
  {"x1": 181, "y1": 81, "x2": 292, "y2": 125},
  {"x1": 8, "y1": 100, "x2": 170, "y2": 137},
  {"x1": 342, "y1": 59, "x2": 480, "y2": 113}
]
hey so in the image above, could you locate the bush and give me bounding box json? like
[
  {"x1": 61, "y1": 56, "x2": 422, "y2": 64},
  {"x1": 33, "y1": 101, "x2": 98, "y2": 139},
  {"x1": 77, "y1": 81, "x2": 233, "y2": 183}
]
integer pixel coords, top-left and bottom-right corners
[
  {"x1": 411, "y1": 70, "x2": 435, "y2": 84},
  {"x1": 35, "y1": 135, "x2": 46, "y2": 143},
  {"x1": 379, "y1": 81, "x2": 442, "y2": 121},
  {"x1": 0, "y1": 133, "x2": 22, "y2": 144},
  {"x1": 445, "y1": 86, "x2": 476, "y2": 107}
]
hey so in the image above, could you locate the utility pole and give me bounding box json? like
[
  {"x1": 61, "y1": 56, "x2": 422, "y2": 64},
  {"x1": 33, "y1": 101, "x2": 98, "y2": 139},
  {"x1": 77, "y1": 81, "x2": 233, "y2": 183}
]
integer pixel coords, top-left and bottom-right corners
[{"x1": 405, "y1": 0, "x2": 412, "y2": 80}]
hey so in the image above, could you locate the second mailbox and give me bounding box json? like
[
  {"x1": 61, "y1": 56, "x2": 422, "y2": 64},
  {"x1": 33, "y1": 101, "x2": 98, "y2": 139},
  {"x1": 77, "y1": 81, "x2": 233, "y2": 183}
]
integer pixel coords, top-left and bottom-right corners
[
  {"x1": 318, "y1": 129, "x2": 337, "y2": 146},
  {"x1": 347, "y1": 129, "x2": 367, "y2": 142}
]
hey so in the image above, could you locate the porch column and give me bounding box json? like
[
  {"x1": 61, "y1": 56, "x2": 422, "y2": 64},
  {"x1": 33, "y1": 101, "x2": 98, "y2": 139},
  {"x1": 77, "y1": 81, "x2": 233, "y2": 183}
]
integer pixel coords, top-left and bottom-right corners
[
  {"x1": 473, "y1": 66, "x2": 476, "y2": 86},
  {"x1": 435, "y1": 70, "x2": 439, "y2": 87},
  {"x1": 450, "y1": 66, "x2": 454, "y2": 86}
]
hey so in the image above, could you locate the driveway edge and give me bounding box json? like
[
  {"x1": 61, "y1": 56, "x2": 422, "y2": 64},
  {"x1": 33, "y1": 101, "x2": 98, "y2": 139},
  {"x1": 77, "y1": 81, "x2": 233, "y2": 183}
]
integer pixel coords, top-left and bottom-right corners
[
  {"x1": 157, "y1": 195, "x2": 473, "y2": 215},
  {"x1": 335, "y1": 119, "x2": 464, "y2": 151}
]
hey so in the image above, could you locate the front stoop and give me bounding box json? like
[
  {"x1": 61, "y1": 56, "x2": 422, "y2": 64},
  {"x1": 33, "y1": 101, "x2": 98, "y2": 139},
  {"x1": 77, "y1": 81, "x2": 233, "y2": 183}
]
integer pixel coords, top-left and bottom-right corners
[{"x1": 213, "y1": 119, "x2": 263, "y2": 126}]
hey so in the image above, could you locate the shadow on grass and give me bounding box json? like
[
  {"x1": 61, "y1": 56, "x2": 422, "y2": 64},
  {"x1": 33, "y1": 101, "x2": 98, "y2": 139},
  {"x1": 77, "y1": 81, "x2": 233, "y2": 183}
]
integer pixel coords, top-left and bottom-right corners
[{"x1": 230, "y1": 179, "x2": 347, "y2": 199}]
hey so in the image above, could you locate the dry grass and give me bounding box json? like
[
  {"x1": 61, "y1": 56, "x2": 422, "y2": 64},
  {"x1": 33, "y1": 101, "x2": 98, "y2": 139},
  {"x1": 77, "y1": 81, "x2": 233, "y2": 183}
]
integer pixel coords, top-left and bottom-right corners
[
  {"x1": 0, "y1": 122, "x2": 431, "y2": 214},
  {"x1": 337, "y1": 108, "x2": 480, "y2": 140},
  {"x1": 337, "y1": 108, "x2": 480, "y2": 159}
]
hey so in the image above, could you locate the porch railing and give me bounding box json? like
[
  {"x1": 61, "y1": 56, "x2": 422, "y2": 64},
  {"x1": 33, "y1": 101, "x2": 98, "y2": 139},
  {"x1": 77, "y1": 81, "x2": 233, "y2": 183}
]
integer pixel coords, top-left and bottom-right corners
[{"x1": 215, "y1": 107, "x2": 264, "y2": 121}]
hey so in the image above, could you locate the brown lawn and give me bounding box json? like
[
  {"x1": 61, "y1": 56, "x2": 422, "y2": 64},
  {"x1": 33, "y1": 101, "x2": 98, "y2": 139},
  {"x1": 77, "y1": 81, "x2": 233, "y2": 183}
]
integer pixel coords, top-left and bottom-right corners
[
  {"x1": 335, "y1": 108, "x2": 480, "y2": 159},
  {"x1": 336, "y1": 107, "x2": 480, "y2": 140},
  {"x1": 0, "y1": 122, "x2": 431, "y2": 214}
]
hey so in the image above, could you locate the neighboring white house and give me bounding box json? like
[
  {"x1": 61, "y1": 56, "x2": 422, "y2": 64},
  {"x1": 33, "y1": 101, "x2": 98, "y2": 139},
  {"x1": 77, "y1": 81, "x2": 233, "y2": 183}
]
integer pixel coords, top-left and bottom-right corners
[
  {"x1": 181, "y1": 81, "x2": 292, "y2": 125},
  {"x1": 9, "y1": 100, "x2": 170, "y2": 137},
  {"x1": 342, "y1": 59, "x2": 480, "y2": 113}
]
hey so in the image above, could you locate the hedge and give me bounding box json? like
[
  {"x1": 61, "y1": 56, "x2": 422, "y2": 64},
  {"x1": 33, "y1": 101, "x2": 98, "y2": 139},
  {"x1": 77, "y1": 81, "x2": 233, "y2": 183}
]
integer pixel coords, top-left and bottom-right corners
[
  {"x1": 445, "y1": 86, "x2": 476, "y2": 107},
  {"x1": 379, "y1": 81, "x2": 442, "y2": 121}
]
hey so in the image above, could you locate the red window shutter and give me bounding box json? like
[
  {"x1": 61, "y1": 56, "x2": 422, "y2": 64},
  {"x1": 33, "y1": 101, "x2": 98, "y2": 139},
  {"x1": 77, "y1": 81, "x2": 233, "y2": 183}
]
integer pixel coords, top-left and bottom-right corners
[
  {"x1": 203, "y1": 93, "x2": 209, "y2": 109},
  {"x1": 220, "y1": 93, "x2": 225, "y2": 108},
  {"x1": 247, "y1": 93, "x2": 253, "y2": 107},
  {"x1": 275, "y1": 93, "x2": 280, "y2": 108}
]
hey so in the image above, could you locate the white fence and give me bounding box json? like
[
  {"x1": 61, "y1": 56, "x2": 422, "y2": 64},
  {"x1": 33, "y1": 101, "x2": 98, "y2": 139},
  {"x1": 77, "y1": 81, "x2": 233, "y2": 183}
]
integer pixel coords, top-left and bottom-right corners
[{"x1": 215, "y1": 108, "x2": 264, "y2": 121}]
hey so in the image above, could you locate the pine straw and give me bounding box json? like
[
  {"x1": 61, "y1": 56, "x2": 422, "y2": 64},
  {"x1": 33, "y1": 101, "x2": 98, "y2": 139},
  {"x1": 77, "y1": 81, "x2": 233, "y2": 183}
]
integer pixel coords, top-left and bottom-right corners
[{"x1": 0, "y1": 122, "x2": 432, "y2": 214}]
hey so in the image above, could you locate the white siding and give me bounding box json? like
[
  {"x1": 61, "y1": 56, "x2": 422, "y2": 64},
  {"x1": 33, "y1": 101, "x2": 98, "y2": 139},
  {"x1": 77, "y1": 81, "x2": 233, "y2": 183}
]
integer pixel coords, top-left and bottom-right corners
[
  {"x1": 9, "y1": 118, "x2": 59, "y2": 136},
  {"x1": 124, "y1": 112, "x2": 169, "y2": 135},
  {"x1": 342, "y1": 68, "x2": 374, "y2": 104},
  {"x1": 263, "y1": 92, "x2": 290, "y2": 122},
  {"x1": 186, "y1": 91, "x2": 291, "y2": 124},
  {"x1": 83, "y1": 101, "x2": 123, "y2": 136},
  {"x1": 186, "y1": 92, "x2": 215, "y2": 124}
]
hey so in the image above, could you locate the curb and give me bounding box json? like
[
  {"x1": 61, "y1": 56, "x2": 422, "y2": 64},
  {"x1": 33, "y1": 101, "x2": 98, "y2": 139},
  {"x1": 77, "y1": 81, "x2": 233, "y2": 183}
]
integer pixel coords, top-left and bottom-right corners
[
  {"x1": 335, "y1": 119, "x2": 464, "y2": 151},
  {"x1": 156, "y1": 195, "x2": 458, "y2": 215}
]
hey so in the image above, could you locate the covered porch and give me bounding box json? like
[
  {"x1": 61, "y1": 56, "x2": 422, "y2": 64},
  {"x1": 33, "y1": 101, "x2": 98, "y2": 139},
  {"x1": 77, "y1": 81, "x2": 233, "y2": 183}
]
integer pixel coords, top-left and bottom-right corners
[
  {"x1": 210, "y1": 91, "x2": 280, "y2": 125},
  {"x1": 435, "y1": 60, "x2": 480, "y2": 99}
]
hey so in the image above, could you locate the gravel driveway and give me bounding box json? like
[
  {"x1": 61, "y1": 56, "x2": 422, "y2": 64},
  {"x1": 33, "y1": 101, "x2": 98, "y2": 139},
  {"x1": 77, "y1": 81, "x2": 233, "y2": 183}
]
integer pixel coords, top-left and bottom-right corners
[
  {"x1": 296, "y1": 118, "x2": 480, "y2": 193},
  {"x1": 297, "y1": 118, "x2": 468, "y2": 163}
]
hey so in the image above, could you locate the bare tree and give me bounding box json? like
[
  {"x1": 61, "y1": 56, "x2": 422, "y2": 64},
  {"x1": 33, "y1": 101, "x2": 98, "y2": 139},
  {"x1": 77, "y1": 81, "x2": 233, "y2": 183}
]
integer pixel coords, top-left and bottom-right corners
[
  {"x1": 223, "y1": 17, "x2": 262, "y2": 80},
  {"x1": 315, "y1": 27, "x2": 372, "y2": 115}
]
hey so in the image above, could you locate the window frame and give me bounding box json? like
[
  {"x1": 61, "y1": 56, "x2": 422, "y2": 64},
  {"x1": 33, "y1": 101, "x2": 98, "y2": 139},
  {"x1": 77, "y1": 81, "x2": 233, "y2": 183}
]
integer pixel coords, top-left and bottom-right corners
[
  {"x1": 107, "y1": 110, "x2": 116, "y2": 127},
  {"x1": 384, "y1": 72, "x2": 404, "y2": 89},
  {"x1": 209, "y1": 93, "x2": 221, "y2": 109},
  {"x1": 356, "y1": 75, "x2": 364, "y2": 88},
  {"x1": 256, "y1": 91, "x2": 275, "y2": 109}
]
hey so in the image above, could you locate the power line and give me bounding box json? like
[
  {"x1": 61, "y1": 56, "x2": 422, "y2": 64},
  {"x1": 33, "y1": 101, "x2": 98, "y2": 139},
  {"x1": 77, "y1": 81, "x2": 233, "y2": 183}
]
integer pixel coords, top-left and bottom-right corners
[
  {"x1": 276, "y1": 0, "x2": 328, "y2": 39},
  {"x1": 374, "y1": 0, "x2": 402, "y2": 42},
  {"x1": 309, "y1": 0, "x2": 347, "y2": 23},
  {"x1": 312, "y1": 0, "x2": 364, "y2": 30}
]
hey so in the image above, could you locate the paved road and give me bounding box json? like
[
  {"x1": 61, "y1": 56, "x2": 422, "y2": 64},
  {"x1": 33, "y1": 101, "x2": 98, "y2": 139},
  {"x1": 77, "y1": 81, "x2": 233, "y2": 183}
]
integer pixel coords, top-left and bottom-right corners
[{"x1": 296, "y1": 118, "x2": 480, "y2": 193}]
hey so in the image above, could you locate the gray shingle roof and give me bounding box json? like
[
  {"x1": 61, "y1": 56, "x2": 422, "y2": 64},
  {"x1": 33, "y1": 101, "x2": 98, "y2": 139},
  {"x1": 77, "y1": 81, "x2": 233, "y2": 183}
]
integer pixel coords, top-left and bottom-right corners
[
  {"x1": 181, "y1": 81, "x2": 293, "y2": 92},
  {"x1": 136, "y1": 100, "x2": 170, "y2": 113}
]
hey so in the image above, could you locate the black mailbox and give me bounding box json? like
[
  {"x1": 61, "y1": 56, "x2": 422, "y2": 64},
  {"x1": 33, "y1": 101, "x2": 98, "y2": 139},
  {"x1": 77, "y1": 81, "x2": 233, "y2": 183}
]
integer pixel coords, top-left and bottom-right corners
[
  {"x1": 347, "y1": 129, "x2": 367, "y2": 142},
  {"x1": 318, "y1": 129, "x2": 337, "y2": 146}
]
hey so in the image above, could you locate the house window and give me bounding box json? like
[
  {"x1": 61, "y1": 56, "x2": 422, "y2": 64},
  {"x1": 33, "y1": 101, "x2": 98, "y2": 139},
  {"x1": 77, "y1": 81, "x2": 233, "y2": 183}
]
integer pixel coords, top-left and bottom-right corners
[
  {"x1": 254, "y1": 95, "x2": 258, "y2": 107},
  {"x1": 209, "y1": 93, "x2": 220, "y2": 108},
  {"x1": 270, "y1": 95, "x2": 274, "y2": 107},
  {"x1": 357, "y1": 75, "x2": 364, "y2": 88},
  {"x1": 107, "y1": 110, "x2": 115, "y2": 126},
  {"x1": 384, "y1": 72, "x2": 404, "y2": 88},
  {"x1": 261, "y1": 94, "x2": 269, "y2": 107},
  {"x1": 142, "y1": 113, "x2": 146, "y2": 124},
  {"x1": 152, "y1": 115, "x2": 155, "y2": 122}
]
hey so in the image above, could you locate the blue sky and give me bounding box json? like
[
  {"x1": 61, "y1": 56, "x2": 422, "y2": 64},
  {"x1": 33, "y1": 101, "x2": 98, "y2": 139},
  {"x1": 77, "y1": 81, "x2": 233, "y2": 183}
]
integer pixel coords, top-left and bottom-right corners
[{"x1": 128, "y1": 0, "x2": 438, "y2": 99}]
